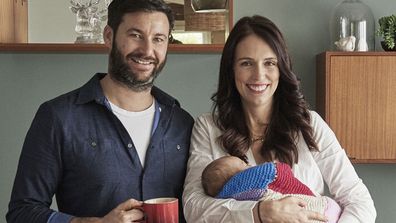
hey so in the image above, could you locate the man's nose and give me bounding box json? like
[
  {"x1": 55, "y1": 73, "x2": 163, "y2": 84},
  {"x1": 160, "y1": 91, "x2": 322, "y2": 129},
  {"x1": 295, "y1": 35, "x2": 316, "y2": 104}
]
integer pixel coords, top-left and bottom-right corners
[{"x1": 140, "y1": 39, "x2": 154, "y2": 55}]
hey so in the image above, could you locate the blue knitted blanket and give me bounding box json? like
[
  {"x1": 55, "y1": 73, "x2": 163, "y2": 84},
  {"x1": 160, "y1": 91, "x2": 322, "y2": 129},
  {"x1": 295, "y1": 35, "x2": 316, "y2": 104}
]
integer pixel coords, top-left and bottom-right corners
[{"x1": 216, "y1": 162, "x2": 276, "y2": 201}]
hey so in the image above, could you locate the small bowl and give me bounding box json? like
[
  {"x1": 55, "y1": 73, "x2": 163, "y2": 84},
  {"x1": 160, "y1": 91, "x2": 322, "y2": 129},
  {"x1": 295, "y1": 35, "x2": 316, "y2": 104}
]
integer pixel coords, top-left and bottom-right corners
[{"x1": 191, "y1": 0, "x2": 228, "y2": 12}]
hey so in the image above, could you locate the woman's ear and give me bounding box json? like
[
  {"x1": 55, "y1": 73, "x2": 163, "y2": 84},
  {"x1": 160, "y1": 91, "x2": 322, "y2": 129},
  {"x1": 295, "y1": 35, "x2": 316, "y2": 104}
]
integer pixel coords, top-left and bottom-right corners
[{"x1": 103, "y1": 25, "x2": 114, "y2": 49}]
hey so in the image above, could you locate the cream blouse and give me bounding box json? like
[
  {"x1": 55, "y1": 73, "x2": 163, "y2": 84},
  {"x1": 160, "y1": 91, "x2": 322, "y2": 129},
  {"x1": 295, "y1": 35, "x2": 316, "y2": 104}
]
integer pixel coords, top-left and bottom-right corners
[{"x1": 183, "y1": 111, "x2": 376, "y2": 223}]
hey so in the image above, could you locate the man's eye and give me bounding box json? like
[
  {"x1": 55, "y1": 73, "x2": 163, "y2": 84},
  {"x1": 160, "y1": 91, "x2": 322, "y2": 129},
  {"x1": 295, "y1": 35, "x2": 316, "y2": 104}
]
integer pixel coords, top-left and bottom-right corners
[
  {"x1": 130, "y1": 33, "x2": 142, "y2": 39},
  {"x1": 154, "y1": 37, "x2": 165, "y2": 43}
]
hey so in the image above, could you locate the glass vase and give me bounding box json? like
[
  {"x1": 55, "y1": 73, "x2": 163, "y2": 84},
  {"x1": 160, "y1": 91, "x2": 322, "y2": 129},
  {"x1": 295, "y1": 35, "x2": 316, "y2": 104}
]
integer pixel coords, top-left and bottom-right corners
[
  {"x1": 330, "y1": 0, "x2": 375, "y2": 51},
  {"x1": 70, "y1": 0, "x2": 111, "y2": 44}
]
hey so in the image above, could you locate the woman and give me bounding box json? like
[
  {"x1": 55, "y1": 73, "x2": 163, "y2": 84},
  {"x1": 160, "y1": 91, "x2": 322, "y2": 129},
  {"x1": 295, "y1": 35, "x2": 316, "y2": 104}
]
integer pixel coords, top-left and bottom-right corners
[{"x1": 182, "y1": 15, "x2": 376, "y2": 223}]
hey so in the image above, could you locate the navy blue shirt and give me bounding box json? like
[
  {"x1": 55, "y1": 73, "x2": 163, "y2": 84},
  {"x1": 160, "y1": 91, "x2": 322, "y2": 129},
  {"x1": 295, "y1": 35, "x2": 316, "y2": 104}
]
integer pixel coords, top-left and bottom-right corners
[{"x1": 7, "y1": 73, "x2": 194, "y2": 223}]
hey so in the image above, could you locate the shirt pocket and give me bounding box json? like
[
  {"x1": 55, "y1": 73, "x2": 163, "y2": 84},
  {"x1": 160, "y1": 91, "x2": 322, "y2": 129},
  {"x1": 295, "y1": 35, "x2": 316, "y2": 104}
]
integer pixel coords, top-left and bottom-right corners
[
  {"x1": 68, "y1": 137, "x2": 121, "y2": 186},
  {"x1": 162, "y1": 139, "x2": 189, "y2": 185}
]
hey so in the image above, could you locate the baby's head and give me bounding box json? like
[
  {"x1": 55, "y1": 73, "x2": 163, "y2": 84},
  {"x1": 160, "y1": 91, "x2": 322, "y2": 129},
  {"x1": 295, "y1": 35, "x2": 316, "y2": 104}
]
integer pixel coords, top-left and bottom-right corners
[{"x1": 202, "y1": 156, "x2": 249, "y2": 197}]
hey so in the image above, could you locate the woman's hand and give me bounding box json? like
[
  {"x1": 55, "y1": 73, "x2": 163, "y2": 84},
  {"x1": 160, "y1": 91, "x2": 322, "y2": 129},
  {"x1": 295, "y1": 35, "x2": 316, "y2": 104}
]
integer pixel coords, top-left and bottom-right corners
[{"x1": 255, "y1": 197, "x2": 328, "y2": 223}]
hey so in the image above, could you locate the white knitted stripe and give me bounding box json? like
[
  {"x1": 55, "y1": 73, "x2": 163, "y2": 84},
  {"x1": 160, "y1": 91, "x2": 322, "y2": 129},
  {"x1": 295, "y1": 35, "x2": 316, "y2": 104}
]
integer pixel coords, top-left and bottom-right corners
[{"x1": 261, "y1": 189, "x2": 328, "y2": 223}]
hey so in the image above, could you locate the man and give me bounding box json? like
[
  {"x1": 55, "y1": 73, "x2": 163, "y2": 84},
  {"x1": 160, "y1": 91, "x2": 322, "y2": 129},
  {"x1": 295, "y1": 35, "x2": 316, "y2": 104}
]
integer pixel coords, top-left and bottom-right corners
[{"x1": 6, "y1": 0, "x2": 194, "y2": 222}]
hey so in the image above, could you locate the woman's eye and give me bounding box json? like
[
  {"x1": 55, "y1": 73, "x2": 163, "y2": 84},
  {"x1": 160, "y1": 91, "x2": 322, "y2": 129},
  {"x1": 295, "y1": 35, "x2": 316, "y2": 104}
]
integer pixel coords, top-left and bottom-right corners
[
  {"x1": 240, "y1": 61, "x2": 252, "y2": 66},
  {"x1": 265, "y1": 60, "x2": 277, "y2": 66}
]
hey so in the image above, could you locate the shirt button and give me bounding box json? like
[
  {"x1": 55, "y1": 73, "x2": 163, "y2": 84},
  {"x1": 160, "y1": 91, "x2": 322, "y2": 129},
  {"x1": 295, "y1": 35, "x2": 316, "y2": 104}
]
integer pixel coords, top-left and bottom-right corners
[
  {"x1": 176, "y1": 144, "x2": 181, "y2": 150},
  {"x1": 127, "y1": 143, "x2": 133, "y2": 148},
  {"x1": 91, "y1": 141, "x2": 97, "y2": 147}
]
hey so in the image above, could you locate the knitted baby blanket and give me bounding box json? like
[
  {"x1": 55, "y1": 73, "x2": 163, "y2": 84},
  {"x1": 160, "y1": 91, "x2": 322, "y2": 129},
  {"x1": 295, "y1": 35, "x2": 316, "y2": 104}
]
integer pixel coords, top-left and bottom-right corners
[
  {"x1": 216, "y1": 162, "x2": 276, "y2": 200},
  {"x1": 216, "y1": 162, "x2": 314, "y2": 200}
]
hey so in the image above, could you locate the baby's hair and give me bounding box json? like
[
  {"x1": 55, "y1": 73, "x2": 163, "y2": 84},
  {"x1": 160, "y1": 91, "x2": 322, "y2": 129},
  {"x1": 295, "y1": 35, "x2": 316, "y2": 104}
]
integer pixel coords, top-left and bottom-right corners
[
  {"x1": 202, "y1": 161, "x2": 228, "y2": 197},
  {"x1": 201, "y1": 156, "x2": 248, "y2": 197}
]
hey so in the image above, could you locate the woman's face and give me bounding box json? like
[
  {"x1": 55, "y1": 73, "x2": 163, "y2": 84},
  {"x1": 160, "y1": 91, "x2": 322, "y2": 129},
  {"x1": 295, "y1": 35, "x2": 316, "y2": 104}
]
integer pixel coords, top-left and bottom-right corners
[{"x1": 233, "y1": 34, "x2": 280, "y2": 110}]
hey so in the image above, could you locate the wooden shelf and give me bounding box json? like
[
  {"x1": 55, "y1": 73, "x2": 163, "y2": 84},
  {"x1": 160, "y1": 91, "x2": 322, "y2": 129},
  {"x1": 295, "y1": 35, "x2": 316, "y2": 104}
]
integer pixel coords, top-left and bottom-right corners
[
  {"x1": 1, "y1": 0, "x2": 233, "y2": 53},
  {"x1": 0, "y1": 43, "x2": 224, "y2": 53},
  {"x1": 317, "y1": 51, "x2": 396, "y2": 57},
  {"x1": 351, "y1": 159, "x2": 396, "y2": 164}
]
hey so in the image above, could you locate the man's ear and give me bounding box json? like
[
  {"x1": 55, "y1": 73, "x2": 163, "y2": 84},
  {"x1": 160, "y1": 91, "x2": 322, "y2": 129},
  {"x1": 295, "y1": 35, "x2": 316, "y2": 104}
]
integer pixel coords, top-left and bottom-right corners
[{"x1": 103, "y1": 25, "x2": 114, "y2": 49}]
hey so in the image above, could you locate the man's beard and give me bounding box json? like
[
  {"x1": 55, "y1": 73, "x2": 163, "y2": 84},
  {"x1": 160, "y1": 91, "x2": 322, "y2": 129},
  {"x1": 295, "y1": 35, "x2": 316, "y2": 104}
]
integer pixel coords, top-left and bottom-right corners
[{"x1": 108, "y1": 42, "x2": 166, "y2": 92}]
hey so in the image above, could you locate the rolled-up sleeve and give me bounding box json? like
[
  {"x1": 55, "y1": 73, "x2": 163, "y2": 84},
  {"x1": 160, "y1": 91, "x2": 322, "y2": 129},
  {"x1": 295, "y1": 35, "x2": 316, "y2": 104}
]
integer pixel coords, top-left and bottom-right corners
[
  {"x1": 182, "y1": 114, "x2": 257, "y2": 223},
  {"x1": 311, "y1": 111, "x2": 376, "y2": 223}
]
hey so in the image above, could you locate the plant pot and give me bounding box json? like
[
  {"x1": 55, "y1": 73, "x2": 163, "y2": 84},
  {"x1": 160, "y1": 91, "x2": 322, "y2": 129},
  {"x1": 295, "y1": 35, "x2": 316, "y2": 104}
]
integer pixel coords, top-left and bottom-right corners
[{"x1": 381, "y1": 41, "x2": 396, "y2": 51}]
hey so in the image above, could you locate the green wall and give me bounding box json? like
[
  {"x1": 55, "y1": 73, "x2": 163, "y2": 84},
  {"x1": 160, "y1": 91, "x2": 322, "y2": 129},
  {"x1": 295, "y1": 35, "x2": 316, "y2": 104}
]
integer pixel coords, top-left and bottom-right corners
[{"x1": 2, "y1": 0, "x2": 396, "y2": 222}]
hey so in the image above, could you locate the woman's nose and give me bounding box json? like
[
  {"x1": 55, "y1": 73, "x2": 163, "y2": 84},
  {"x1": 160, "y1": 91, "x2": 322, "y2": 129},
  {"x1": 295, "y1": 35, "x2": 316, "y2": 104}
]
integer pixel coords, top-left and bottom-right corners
[{"x1": 254, "y1": 64, "x2": 267, "y2": 79}]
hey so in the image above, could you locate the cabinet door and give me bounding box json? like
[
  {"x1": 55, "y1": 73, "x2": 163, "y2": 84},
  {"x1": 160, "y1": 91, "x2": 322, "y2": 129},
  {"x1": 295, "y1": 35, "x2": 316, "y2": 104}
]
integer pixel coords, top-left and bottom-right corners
[
  {"x1": 0, "y1": 0, "x2": 27, "y2": 43},
  {"x1": 0, "y1": 0, "x2": 15, "y2": 42},
  {"x1": 13, "y1": 0, "x2": 28, "y2": 43},
  {"x1": 317, "y1": 53, "x2": 396, "y2": 163}
]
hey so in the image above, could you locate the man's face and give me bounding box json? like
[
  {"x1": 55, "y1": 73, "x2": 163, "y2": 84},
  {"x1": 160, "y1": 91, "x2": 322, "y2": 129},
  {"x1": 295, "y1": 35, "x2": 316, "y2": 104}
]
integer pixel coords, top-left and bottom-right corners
[{"x1": 107, "y1": 11, "x2": 170, "y2": 92}]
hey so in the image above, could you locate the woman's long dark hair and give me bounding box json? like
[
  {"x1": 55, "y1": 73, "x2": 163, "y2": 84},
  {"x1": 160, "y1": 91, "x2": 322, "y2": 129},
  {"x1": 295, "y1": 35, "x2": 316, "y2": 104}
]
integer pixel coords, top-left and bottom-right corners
[{"x1": 211, "y1": 15, "x2": 318, "y2": 166}]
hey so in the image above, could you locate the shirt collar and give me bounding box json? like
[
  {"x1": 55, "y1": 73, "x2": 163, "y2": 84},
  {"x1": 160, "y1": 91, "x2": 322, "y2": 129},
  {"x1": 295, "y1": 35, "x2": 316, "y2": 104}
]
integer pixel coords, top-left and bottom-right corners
[{"x1": 76, "y1": 73, "x2": 107, "y2": 106}]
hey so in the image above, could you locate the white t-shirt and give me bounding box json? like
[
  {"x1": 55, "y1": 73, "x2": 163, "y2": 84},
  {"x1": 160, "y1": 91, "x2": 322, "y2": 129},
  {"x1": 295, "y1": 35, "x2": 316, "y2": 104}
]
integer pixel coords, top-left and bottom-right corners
[{"x1": 109, "y1": 100, "x2": 155, "y2": 167}]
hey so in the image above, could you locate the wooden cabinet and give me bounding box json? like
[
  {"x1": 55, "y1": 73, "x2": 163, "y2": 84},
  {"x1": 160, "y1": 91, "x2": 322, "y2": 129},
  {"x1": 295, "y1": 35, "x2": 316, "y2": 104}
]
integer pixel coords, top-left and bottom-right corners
[
  {"x1": 316, "y1": 51, "x2": 396, "y2": 163},
  {"x1": 0, "y1": 0, "x2": 27, "y2": 43}
]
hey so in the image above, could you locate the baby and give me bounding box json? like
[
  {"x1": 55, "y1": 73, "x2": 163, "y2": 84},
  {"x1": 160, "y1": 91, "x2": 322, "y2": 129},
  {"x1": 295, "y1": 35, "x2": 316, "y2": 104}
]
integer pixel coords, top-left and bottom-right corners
[{"x1": 201, "y1": 156, "x2": 341, "y2": 223}]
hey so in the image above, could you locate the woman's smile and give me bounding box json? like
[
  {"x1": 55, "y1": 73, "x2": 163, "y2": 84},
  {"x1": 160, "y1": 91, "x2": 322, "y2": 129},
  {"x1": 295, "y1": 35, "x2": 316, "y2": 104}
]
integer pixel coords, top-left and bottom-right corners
[{"x1": 246, "y1": 83, "x2": 270, "y2": 94}]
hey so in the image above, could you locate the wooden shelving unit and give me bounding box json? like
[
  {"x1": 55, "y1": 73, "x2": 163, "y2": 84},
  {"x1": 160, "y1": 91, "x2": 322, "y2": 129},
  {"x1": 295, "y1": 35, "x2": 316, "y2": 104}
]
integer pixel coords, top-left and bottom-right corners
[{"x1": 316, "y1": 51, "x2": 396, "y2": 163}]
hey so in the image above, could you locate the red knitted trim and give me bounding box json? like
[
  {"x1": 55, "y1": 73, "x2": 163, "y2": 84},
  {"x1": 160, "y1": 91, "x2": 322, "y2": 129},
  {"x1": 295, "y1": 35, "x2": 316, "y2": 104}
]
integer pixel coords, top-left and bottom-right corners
[{"x1": 268, "y1": 162, "x2": 314, "y2": 196}]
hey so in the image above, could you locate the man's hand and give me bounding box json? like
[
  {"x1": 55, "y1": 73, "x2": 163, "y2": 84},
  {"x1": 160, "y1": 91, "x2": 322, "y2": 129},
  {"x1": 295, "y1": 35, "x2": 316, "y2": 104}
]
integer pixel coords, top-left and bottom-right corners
[
  {"x1": 70, "y1": 199, "x2": 144, "y2": 223},
  {"x1": 255, "y1": 196, "x2": 328, "y2": 223}
]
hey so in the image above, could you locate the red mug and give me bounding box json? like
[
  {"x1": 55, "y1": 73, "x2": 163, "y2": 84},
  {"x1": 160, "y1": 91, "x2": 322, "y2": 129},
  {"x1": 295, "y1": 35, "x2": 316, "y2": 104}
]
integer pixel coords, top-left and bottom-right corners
[{"x1": 143, "y1": 197, "x2": 178, "y2": 223}]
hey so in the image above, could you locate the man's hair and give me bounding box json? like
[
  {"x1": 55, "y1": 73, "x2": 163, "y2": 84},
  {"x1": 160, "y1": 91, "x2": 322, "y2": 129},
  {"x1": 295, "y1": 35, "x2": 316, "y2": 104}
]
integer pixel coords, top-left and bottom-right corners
[{"x1": 107, "y1": 0, "x2": 175, "y2": 35}]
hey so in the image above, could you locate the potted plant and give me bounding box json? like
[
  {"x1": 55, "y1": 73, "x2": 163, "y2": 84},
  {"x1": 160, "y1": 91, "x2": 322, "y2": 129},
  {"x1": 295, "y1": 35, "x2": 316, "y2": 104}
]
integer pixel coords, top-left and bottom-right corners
[{"x1": 376, "y1": 14, "x2": 396, "y2": 51}]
